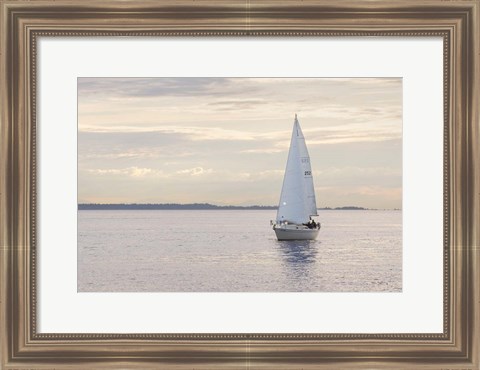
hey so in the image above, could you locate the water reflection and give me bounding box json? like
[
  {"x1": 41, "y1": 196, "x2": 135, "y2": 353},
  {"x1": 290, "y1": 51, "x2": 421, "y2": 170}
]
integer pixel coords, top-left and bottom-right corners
[
  {"x1": 277, "y1": 240, "x2": 318, "y2": 263},
  {"x1": 276, "y1": 240, "x2": 319, "y2": 290}
]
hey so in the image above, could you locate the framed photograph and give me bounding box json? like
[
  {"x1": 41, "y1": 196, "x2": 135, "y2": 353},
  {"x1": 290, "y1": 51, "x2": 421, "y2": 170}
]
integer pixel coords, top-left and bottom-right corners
[
  {"x1": 77, "y1": 76, "x2": 403, "y2": 294},
  {"x1": 1, "y1": 0, "x2": 479, "y2": 368}
]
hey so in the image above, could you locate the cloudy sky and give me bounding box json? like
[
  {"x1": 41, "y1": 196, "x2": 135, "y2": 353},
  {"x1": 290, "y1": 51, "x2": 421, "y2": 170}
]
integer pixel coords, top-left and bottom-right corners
[{"x1": 78, "y1": 77, "x2": 402, "y2": 209}]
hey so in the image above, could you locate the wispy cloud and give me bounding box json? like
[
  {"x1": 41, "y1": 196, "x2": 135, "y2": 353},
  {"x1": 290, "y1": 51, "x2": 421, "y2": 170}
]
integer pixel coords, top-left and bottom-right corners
[
  {"x1": 79, "y1": 125, "x2": 258, "y2": 141},
  {"x1": 176, "y1": 167, "x2": 214, "y2": 176},
  {"x1": 79, "y1": 77, "x2": 225, "y2": 97},
  {"x1": 241, "y1": 148, "x2": 284, "y2": 154},
  {"x1": 88, "y1": 167, "x2": 167, "y2": 178}
]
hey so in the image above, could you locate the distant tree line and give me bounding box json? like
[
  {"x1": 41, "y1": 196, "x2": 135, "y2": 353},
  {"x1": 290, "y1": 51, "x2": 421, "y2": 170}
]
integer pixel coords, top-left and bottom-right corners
[
  {"x1": 77, "y1": 203, "x2": 276, "y2": 210},
  {"x1": 78, "y1": 203, "x2": 372, "y2": 211},
  {"x1": 320, "y1": 206, "x2": 368, "y2": 210}
]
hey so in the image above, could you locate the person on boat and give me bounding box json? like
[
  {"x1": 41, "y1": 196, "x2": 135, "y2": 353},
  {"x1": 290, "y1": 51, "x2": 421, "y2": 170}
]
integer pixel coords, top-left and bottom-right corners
[{"x1": 304, "y1": 218, "x2": 316, "y2": 229}]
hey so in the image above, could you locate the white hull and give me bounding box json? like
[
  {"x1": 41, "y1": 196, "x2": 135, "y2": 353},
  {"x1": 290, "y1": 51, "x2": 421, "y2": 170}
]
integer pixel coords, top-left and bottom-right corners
[{"x1": 274, "y1": 225, "x2": 319, "y2": 241}]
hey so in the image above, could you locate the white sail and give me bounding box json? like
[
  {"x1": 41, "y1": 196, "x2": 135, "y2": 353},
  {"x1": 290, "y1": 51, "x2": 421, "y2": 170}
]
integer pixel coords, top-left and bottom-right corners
[{"x1": 276, "y1": 116, "x2": 318, "y2": 224}]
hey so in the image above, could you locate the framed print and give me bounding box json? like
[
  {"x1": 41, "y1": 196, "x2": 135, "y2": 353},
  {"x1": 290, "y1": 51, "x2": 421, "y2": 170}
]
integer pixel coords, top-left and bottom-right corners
[{"x1": 1, "y1": 0, "x2": 479, "y2": 369}]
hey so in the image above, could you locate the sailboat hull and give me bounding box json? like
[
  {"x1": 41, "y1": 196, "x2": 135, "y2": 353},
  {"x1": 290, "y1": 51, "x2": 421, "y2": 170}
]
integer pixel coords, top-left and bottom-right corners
[{"x1": 274, "y1": 225, "x2": 319, "y2": 241}]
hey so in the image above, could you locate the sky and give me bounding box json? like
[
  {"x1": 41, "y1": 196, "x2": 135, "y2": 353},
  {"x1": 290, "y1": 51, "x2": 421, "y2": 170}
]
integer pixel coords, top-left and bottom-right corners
[{"x1": 78, "y1": 77, "x2": 402, "y2": 209}]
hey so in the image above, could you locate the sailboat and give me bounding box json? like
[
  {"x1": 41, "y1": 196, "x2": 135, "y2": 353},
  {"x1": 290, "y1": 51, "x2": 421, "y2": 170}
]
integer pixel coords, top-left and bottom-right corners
[{"x1": 272, "y1": 115, "x2": 320, "y2": 241}]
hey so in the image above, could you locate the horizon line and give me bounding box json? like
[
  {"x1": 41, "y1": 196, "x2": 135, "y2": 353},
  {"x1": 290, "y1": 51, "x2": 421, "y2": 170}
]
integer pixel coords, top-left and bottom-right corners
[{"x1": 78, "y1": 202, "x2": 402, "y2": 211}]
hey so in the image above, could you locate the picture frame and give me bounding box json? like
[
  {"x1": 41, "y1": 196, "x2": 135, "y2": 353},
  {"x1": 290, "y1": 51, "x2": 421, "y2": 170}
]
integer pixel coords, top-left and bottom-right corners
[{"x1": 1, "y1": 0, "x2": 478, "y2": 368}]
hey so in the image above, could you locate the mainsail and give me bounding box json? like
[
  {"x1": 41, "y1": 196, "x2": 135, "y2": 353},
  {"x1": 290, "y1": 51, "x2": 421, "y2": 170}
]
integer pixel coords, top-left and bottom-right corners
[{"x1": 276, "y1": 115, "x2": 318, "y2": 224}]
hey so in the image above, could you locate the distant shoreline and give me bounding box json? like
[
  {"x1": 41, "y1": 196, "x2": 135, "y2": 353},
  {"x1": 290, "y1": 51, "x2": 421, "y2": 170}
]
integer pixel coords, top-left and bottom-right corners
[{"x1": 78, "y1": 203, "x2": 400, "y2": 211}]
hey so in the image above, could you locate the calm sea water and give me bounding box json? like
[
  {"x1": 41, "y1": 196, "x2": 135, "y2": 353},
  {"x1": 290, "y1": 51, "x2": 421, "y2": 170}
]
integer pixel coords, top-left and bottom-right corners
[{"x1": 78, "y1": 210, "x2": 402, "y2": 292}]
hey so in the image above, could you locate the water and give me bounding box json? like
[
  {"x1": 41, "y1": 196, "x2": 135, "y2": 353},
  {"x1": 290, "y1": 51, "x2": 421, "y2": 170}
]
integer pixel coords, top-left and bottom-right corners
[{"x1": 78, "y1": 210, "x2": 402, "y2": 292}]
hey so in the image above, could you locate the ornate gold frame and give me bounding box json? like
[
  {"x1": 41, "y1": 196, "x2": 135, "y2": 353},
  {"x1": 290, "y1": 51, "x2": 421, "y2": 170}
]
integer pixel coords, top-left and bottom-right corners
[{"x1": 1, "y1": 0, "x2": 479, "y2": 368}]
